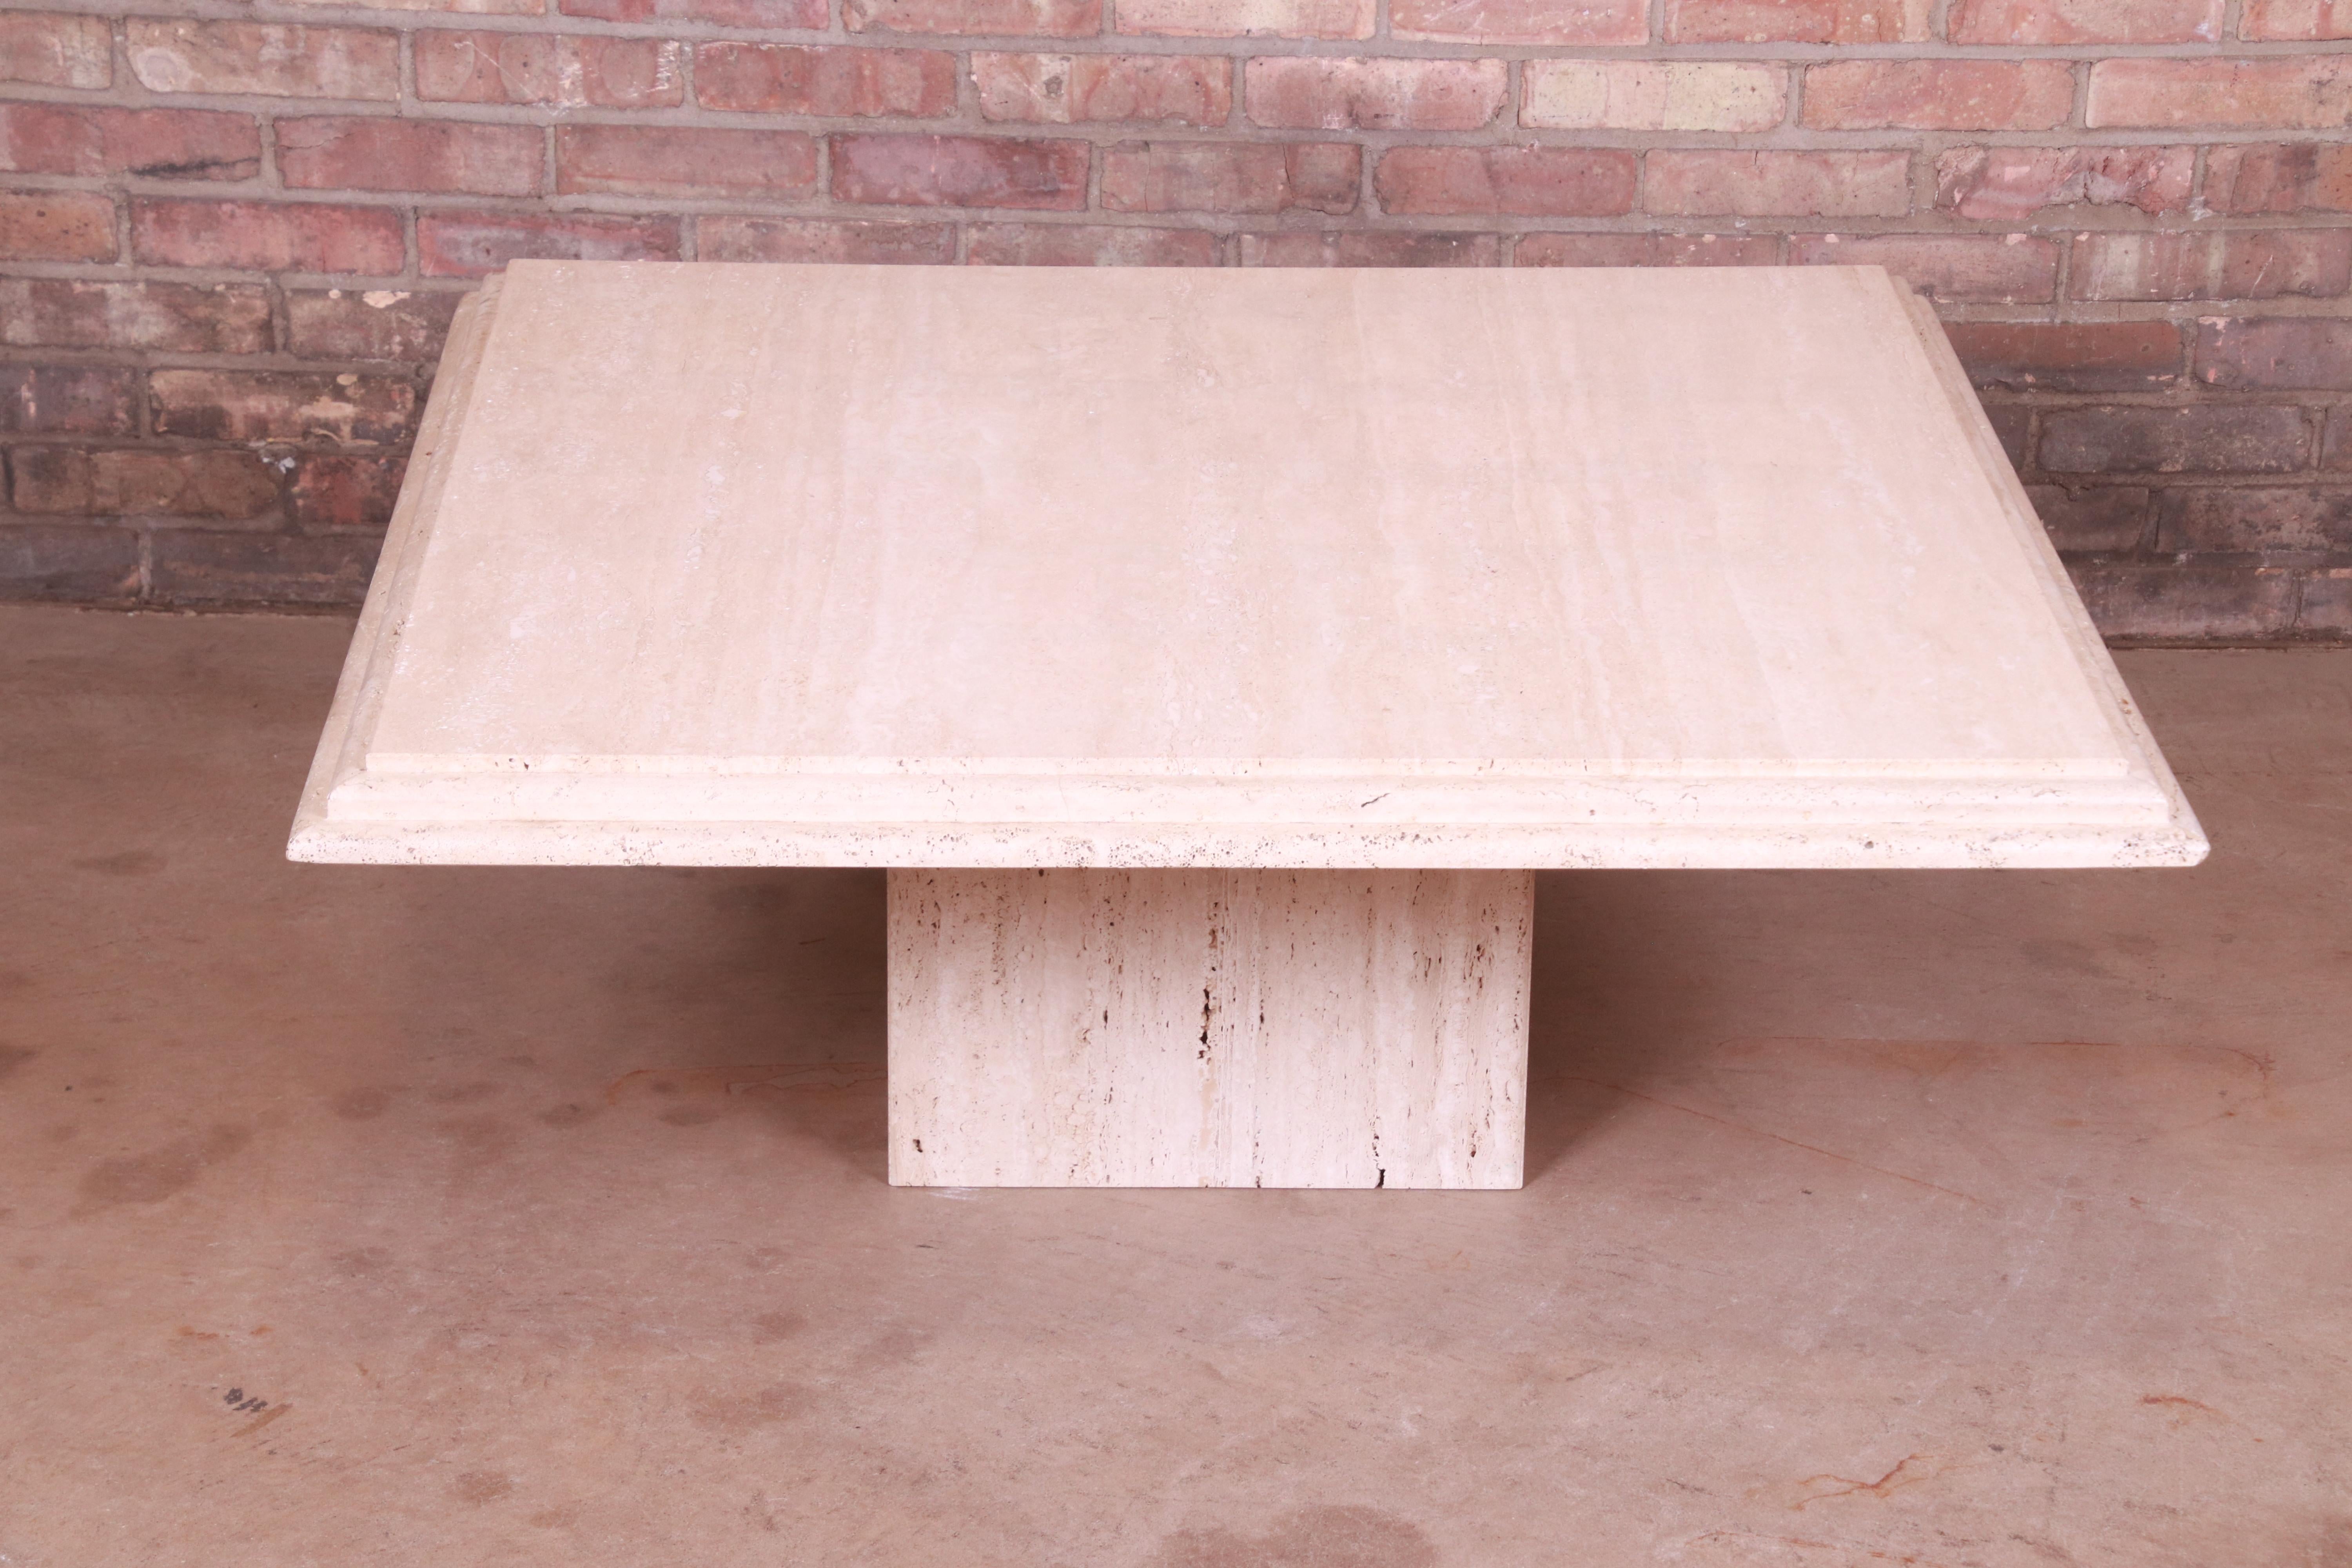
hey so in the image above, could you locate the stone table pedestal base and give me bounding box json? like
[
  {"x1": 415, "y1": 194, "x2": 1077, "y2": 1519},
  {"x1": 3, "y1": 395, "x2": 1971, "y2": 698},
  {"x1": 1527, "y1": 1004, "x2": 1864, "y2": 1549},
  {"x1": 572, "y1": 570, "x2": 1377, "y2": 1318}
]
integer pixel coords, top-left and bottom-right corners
[{"x1": 886, "y1": 869, "x2": 1533, "y2": 1189}]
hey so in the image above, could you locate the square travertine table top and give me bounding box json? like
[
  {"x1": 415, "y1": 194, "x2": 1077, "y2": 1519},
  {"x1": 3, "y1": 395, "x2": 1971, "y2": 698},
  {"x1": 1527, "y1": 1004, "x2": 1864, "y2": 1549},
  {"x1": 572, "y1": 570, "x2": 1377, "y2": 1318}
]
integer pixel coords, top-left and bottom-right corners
[{"x1": 290, "y1": 261, "x2": 2204, "y2": 870}]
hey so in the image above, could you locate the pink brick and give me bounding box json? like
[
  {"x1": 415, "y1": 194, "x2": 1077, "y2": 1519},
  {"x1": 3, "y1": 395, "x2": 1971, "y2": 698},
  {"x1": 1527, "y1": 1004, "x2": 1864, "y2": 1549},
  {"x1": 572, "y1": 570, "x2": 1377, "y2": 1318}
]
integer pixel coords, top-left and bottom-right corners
[
  {"x1": 278, "y1": 0, "x2": 543, "y2": 12},
  {"x1": 1646, "y1": 150, "x2": 1910, "y2": 217},
  {"x1": 151, "y1": 369, "x2": 415, "y2": 445},
  {"x1": 0, "y1": 106, "x2": 260, "y2": 182},
  {"x1": 0, "y1": 13, "x2": 111, "y2": 89},
  {"x1": 975, "y1": 53, "x2": 1231, "y2": 125},
  {"x1": 0, "y1": 279, "x2": 272, "y2": 353},
  {"x1": 1788, "y1": 232, "x2": 2060, "y2": 303},
  {"x1": 845, "y1": 0, "x2": 1103, "y2": 32},
  {"x1": 561, "y1": 0, "x2": 824, "y2": 25},
  {"x1": 1100, "y1": 140, "x2": 1357, "y2": 213},
  {"x1": 835, "y1": 134, "x2": 1090, "y2": 209},
  {"x1": 133, "y1": 198, "x2": 403, "y2": 272},
  {"x1": 279, "y1": 118, "x2": 542, "y2": 196},
  {"x1": 126, "y1": 20, "x2": 397, "y2": 100},
  {"x1": 967, "y1": 223, "x2": 1220, "y2": 264},
  {"x1": 1948, "y1": 0, "x2": 2221, "y2": 40},
  {"x1": 2205, "y1": 143, "x2": 2352, "y2": 213},
  {"x1": 1515, "y1": 232, "x2": 1781, "y2": 266},
  {"x1": 1246, "y1": 58, "x2": 1505, "y2": 131},
  {"x1": 1520, "y1": 61, "x2": 1786, "y2": 132},
  {"x1": 286, "y1": 288, "x2": 465, "y2": 359},
  {"x1": 2087, "y1": 59, "x2": 2352, "y2": 129},
  {"x1": 1114, "y1": 0, "x2": 1374, "y2": 38},
  {"x1": 2071, "y1": 230, "x2": 2352, "y2": 301},
  {"x1": 557, "y1": 127, "x2": 817, "y2": 198},
  {"x1": 696, "y1": 44, "x2": 956, "y2": 116},
  {"x1": 697, "y1": 216, "x2": 956, "y2": 263},
  {"x1": 1240, "y1": 230, "x2": 1501, "y2": 266},
  {"x1": 1801, "y1": 60, "x2": 2073, "y2": 130},
  {"x1": 1933, "y1": 145, "x2": 2191, "y2": 220},
  {"x1": 418, "y1": 211, "x2": 680, "y2": 276},
  {"x1": 416, "y1": 34, "x2": 683, "y2": 108},
  {"x1": 1376, "y1": 145, "x2": 1637, "y2": 216},
  {"x1": 0, "y1": 192, "x2": 116, "y2": 262},
  {"x1": 293, "y1": 454, "x2": 406, "y2": 532},
  {"x1": 1665, "y1": 0, "x2": 1928, "y2": 40},
  {"x1": 1392, "y1": 0, "x2": 1646, "y2": 41},
  {"x1": 2241, "y1": 0, "x2": 2352, "y2": 34}
]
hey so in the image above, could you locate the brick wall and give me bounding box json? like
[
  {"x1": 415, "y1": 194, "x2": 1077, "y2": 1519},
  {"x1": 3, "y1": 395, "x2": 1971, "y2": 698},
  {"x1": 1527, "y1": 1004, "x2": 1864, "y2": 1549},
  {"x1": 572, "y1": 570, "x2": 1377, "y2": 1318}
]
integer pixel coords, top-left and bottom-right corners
[{"x1": 1, "y1": 1, "x2": 2348, "y2": 638}]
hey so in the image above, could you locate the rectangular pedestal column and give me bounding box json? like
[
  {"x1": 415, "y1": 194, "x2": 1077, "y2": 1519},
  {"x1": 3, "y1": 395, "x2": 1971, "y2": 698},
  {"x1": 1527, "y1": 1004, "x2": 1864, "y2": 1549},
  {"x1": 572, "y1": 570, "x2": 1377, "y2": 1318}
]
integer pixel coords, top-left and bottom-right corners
[{"x1": 887, "y1": 869, "x2": 1532, "y2": 1189}]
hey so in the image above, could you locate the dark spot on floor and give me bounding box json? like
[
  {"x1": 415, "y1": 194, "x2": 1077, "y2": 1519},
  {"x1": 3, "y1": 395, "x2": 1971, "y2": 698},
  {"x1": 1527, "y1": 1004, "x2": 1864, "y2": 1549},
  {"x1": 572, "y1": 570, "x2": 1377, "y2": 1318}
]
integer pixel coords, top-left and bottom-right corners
[
  {"x1": 537, "y1": 1103, "x2": 595, "y2": 1129},
  {"x1": 0, "y1": 1044, "x2": 36, "y2": 1080},
  {"x1": 528, "y1": 1506, "x2": 579, "y2": 1529},
  {"x1": 691, "y1": 1382, "x2": 814, "y2": 1434},
  {"x1": 437, "y1": 1115, "x2": 514, "y2": 1178},
  {"x1": 332, "y1": 1247, "x2": 391, "y2": 1277},
  {"x1": 659, "y1": 1104, "x2": 722, "y2": 1127},
  {"x1": 332, "y1": 1087, "x2": 392, "y2": 1121},
  {"x1": 1148, "y1": 1506, "x2": 1438, "y2": 1568},
  {"x1": 752, "y1": 1310, "x2": 806, "y2": 1342},
  {"x1": 72, "y1": 849, "x2": 163, "y2": 876},
  {"x1": 426, "y1": 1081, "x2": 499, "y2": 1105},
  {"x1": 453, "y1": 1470, "x2": 513, "y2": 1505},
  {"x1": 77, "y1": 1125, "x2": 252, "y2": 1211}
]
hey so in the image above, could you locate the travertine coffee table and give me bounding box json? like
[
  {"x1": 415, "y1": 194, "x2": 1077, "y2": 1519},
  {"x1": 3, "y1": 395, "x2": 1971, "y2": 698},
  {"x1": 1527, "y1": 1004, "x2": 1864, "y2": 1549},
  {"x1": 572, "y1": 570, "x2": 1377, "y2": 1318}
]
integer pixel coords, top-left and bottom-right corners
[{"x1": 290, "y1": 261, "x2": 2206, "y2": 1190}]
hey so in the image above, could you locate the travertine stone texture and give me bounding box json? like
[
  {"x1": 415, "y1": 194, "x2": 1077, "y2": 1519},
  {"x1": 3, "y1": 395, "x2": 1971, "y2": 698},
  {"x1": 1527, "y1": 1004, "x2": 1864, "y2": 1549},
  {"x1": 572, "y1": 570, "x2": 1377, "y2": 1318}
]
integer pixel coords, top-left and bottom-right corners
[
  {"x1": 888, "y1": 868, "x2": 1532, "y2": 1188},
  {"x1": 289, "y1": 261, "x2": 2205, "y2": 870}
]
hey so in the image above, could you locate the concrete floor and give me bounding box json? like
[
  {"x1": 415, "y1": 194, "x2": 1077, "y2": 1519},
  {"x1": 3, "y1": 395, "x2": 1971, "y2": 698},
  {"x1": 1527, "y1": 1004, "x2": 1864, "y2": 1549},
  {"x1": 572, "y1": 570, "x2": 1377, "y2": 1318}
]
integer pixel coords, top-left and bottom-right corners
[{"x1": 3, "y1": 606, "x2": 2347, "y2": 1568}]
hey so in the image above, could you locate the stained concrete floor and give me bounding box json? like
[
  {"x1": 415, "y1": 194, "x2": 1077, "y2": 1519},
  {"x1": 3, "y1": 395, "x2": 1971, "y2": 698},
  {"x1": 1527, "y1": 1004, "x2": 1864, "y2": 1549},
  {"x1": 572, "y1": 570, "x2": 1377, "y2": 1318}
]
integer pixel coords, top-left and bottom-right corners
[{"x1": 2, "y1": 605, "x2": 2348, "y2": 1568}]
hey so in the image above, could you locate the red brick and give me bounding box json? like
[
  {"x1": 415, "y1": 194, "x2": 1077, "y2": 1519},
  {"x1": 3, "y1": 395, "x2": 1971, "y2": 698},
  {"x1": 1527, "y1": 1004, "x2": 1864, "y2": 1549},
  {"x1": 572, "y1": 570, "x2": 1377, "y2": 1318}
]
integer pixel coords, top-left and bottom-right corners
[
  {"x1": 2087, "y1": 59, "x2": 2352, "y2": 129},
  {"x1": 0, "y1": 523, "x2": 140, "y2": 599},
  {"x1": 1102, "y1": 141, "x2": 1356, "y2": 214},
  {"x1": 2329, "y1": 407, "x2": 2352, "y2": 466},
  {"x1": 1933, "y1": 145, "x2": 2190, "y2": 221},
  {"x1": 1240, "y1": 230, "x2": 1500, "y2": 266},
  {"x1": 1515, "y1": 232, "x2": 1781, "y2": 266},
  {"x1": 286, "y1": 288, "x2": 466, "y2": 360},
  {"x1": 697, "y1": 216, "x2": 956, "y2": 263},
  {"x1": 2303, "y1": 568, "x2": 2352, "y2": 633},
  {"x1": 416, "y1": 34, "x2": 683, "y2": 109},
  {"x1": 279, "y1": 0, "x2": 544, "y2": 14},
  {"x1": 696, "y1": 44, "x2": 956, "y2": 117},
  {"x1": 845, "y1": 0, "x2": 1102, "y2": 32},
  {"x1": 1114, "y1": 0, "x2": 1371, "y2": 36},
  {"x1": 1521, "y1": 61, "x2": 1786, "y2": 131},
  {"x1": 2204, "y1": 143, "x2": 2352, "y2": 214},
  {"x1": 103, "y1": 449, "x2": 283, "y2": 519},
  {"x1": 1391, "y1": 0, "x2": 1646, "y2": 41},
  {"x1": 1665, "y1": 0, "x2": 1928, "y2": 40},
  {"x1": 149, "y1": 530, "x2": 381, "y2": 608},
  {"x1": 0, "y1": 191, "x2": 115, "y2": 261},
  {"x1": 2194, "y1": 318, "x2": 2352, "y2": 390},
  {"x1": 133, "y1": 200, "x2": 403, "y2": 274},
  {"x1": 557, "y1": 127, "x2": 816, "y2": 198},
  {"x1": 418, "y1": 211, "x2": 681, "y2": 276},
  {"x1": 1948, "y1": 0, "x2": 2221, "y2": 41},
  {"x1": 1376, "y1": 146, "x2": 1635, "y2": 216},
  {"x1": 2040, "y1": 406, "x2": 2309, "y2": 474},
  {"x1": 2071, "y1": 231, "x2": 2352, "y2": 302},
  {"x1": 294, "y1": 453, "x2": 407, "y2": 531},
  {"x1": 9, "y1": 448, "x2": 95, "y2": 514},
  {"x1": 1790, "y1": 233, "x2": 2058, "y2": 303},
  {"x1": 2025, "y1": 484, "x2": 2152, "y2": 551},
  {"x1": 1986, "y1": 405, "x2": 2031, "y2": 468},
  {"x1": 560, "y1": 0, "x2": 824, "y2": 26},
  {"x1": 2074, "y1": 562, "x2": 2298, "y2": 640},
  {"x1": 1800, "y1": 60, "x2": 2073, "y2": 131},
  {"x1": 279, "y1": 118, "x2": 542, "y2": 197},
  {"x1": 2239, "y1": 0, "x2": 2352, "y2": 36},
  {"x1": 967, "y1": 223, "x2": 1219, "y2": 265},
  {"x1": 151, "y1": 369, "x2": 415, "y2": 446},
  {"x1": 0, "y1": 367, "x2": 135, "y2": 436},
  {"x1": 0, "y1": 13, "x2": 111, "y2": 89},
  {"x1": 0, "y1": 106, "x2": 260, "y2": 182},
  {"x1": 1646, "y1": 151, "x2": 1908, "y2": 217},
  {"x1": 2156, "y1": 486, "x2": 2352, "y2": 552},
  {"x1": 0, "y1": 280, "x2": 271, "y2": 353},
  {"x1": 1245, "y1": 58, "x2": 1505, "y2": 131},
  {"x1": 1945, "y1": 322, "x2": 2181, "y2": 393},
  {"x1": 975, "y1": 53, "x2": 1231, "y2": 125},
  {"x1": 126, "y1": 21, "x2": 397, "y2": 100},
  {"x1": 836, "y1": 134, "x2": 1089, "y2": 209}
]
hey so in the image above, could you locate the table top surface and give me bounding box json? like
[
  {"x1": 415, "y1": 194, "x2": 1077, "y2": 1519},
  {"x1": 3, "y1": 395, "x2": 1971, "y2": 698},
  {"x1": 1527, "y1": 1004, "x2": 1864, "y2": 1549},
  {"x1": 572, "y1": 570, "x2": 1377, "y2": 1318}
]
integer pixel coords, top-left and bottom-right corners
[{"x1": 292, "y1": 261, "x2": 2204, "y2": 869}]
